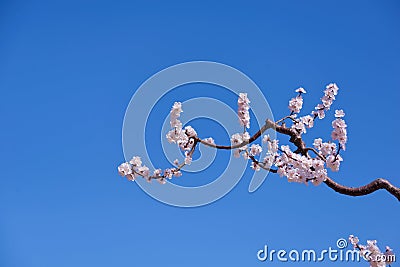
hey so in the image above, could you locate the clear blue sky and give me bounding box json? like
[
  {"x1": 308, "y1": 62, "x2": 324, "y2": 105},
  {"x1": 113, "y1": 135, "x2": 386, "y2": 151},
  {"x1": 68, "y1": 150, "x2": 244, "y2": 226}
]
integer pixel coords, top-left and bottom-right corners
[{"x1": 0, "y1": 1, "x2": 399, "y2": 266}]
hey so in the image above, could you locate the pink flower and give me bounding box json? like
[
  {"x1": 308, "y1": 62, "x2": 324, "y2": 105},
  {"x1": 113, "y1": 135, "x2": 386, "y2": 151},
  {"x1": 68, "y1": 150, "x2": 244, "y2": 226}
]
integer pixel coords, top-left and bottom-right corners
[
  {"x1": 129, "y1": 156, "x2": 142, "y2": 167},
  {"x1": 295, "y1": 87, "x2": 307, "y2": 94},
  {"x1": 262, "y1": 134, "x2": 270, "y2": 143},
  {"x1": 288, "y1": 96, "x2": 303, "y2": 113},
  {"x1": 326, "y1": 154, "x2": 342, "y2": 172},
  {"x1": 184, "y1": 126, "x2": 197, "y2": 138},
  {"x1": 326, "y1": 83, "x2": 339, "y2": 95},
  {"x1": 118, "y1": 162, "x2": 132, "y2": 176},
  {"x1": 126, "y1": 174, "x2": 135, "y2": 181},
  {"x1": 312, "y1": 104, "x2": 326, "y2": 119},
  {"x1": 334, "y1": 109, "x2": 345, "y2": 118},
  {"x1": 249, "y1": 144, "x2": 262, "y2": 156},
  {"x1": 263, "y1": 154, "x2": 275, "y2": 167},
  {"x1": 164, "y1": 169, "x2": 173, "y2": 179},
  {"x1": 301, "y1": 115, "x2": 314, "y2": 128},
  {"x1": 137, "y1": 166, "x2": 150, "y2": 178},
  {"x1": 153, "y1": 169, "x2": 162, "y2": 176},
  {"x1": 231, "y1": 133, "x2": 243, "y2": 146},
  {"x1": 267, "y1": 139, "x2": 279, "y2": 154},
  {"x1": 313, "y1": 138, "x2": 323, "y2": 150},
  {"x1": 321, "y1": 142, "x2": 337, "y2": 156},
  {"x1": 292, "y1": 121, "x2": 306, "y2": 133}
]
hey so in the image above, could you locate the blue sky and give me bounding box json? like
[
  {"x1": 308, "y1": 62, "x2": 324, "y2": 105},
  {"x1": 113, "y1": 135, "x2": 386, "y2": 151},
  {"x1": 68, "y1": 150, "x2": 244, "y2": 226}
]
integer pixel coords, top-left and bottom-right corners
[{"x1": 0, "y1": 0, "x2": 399, "y2": 266}]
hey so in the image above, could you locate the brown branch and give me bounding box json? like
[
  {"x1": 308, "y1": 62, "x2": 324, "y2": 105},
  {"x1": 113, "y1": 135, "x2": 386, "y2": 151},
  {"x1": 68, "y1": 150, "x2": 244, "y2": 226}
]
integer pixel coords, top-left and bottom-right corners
[
  {"x1": 324, "y1": 177, "x2": 400, "y2": 201},
  {"x1": 195, "y1": 120, "x2": 273, "y2": 149},
  {"x1": 195, "y1": 119, "x2": 307, "y2": 154}
]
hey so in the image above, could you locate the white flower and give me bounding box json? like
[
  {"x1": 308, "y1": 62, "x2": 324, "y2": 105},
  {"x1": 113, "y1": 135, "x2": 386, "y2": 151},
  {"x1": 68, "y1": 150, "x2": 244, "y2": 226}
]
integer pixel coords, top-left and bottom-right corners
[
  {"x1": 301, "y1": 115, "x2": 314, "y2": 128},
  {"x1": 326, "y1": 83, "x2": 339, "y2": 95},
  {"x1": 164, "y1": 169, "x2": 173, "y2": 179},
  {"x1": 242, "y1": 132, "x2": 250, "y2": 142},
  {"x1": 153, "y1": 169, "x2": 162, "y2": 176},
  {"x1": 334, "y1": 109, "x2": 345, "y2": 118},
  {"x1": 280, "y1": 145, "x2": 292, "y2": 154},
  {"x1": 312, "y1": 159, "x2": 325, "y2": 171},
  {"x1": 267, "y1": 139, "x2": 279, "y2": 154},
  {"x1": 166, "y1": 128, "x2": 185, "y2": 144},
  {"x1": 321, "y1": 142, "x2": 336, "y2": 156},
  {"x1": 118, "y1": 162, "x2": 132, "y2": 176},
  {"x1": 129, "y1": 156, "x2": 142, "y2": 167},
  {"x1": 277, "y1": 166, "x2": 287, "y2": 177},
  {"x1": 126, "y1": 174, "x2": 135, "y2": 181},
  {"x1": 295, "y1": 87, "x2": 307, "y2": 94},
  {"x1": 332, "y1": 118, "x2": 347, "y2": 129},
  {"x1": 262, "y1": 134, "x2": 270, "y2": 143},
  {"x1": 263, "y1": 154, "x2": 275, "y2": 167},
  {"x1": 170, "y1": 118, "x2": 182, "y2": 129},
  {"x1": 173, "y1": 159, "x2": 179, "y2": 166},
  {"x1": 288, "y1": 96, "x2": 303, "y2": 113},
  {"x1": 184, "y1": 125, "x2": 197, "y2": 137},
  {"x1": 349, "y1": 235, "x2": 359, "y2": 247},
  {"x1": 312, "y1": 104, "x2": 326, "y2": 119},
  {"x1": 326, "y1": 154, "x2": 342, "y2": 172},
  {"x1": 137, "y1": 166, "x2": 150, "y2": 178},
  {"x1": 249, "y1": 144, "x2": 262, "y2": 156},
  {"x1": 231, "y1": 133, "x2": 243, "y2": 146},
  {"x1": 312, "y1": 169, "x2": 328, "y2": 186},
  {"x1": 292, "y1": 121, "x2": 306, "y2": 133},
  {"x1": 313, "y1": 138, "x2": 323, "y2": 150},
  {"x1": 321, "y1": 95, "x2": 333, "y2": 107}
]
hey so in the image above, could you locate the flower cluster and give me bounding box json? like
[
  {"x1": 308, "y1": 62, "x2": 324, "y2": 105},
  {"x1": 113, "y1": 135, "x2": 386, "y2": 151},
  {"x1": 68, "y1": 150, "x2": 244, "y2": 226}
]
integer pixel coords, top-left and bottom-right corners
[
  {"x1": 349, "y1": 235, "x2": 395, "y2": 267},
  {"x1": 118, "y1": 156, "x2": 183, "y2": 184},
  {"x1": 238, "y1": 93, "x2": 250, "y2": 128},
  {"x1": 166, "y1": 102, "x2": 197, "y2": 152},
  {"x1": 312, "y1": 138, "x2": 343, "y2": 172},
  {"x1": 165, "y1": 102, "x2": 203, "y2": 167},
  {"x1": 255, "y1": 136, "x2": 328, "y2": 185},
  {"x1": 312, "y1": 83, "x2": 339, "y2": 119},
  {"x1": 231, "y1": 132, "x2": 250, "y2": 158},
  {"x1": 288, "y1": 87, "x2": 305, "y2": 113},
  {"x1": 331, "y1": 109, "x2": 348, "y2": 150}
]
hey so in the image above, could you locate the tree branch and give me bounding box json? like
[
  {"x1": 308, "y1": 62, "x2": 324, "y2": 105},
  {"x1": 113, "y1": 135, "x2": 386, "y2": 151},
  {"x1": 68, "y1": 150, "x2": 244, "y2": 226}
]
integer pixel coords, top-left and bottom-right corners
[{"x1": 324, "y1": 177, "x2": 400, "y2": 201}]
